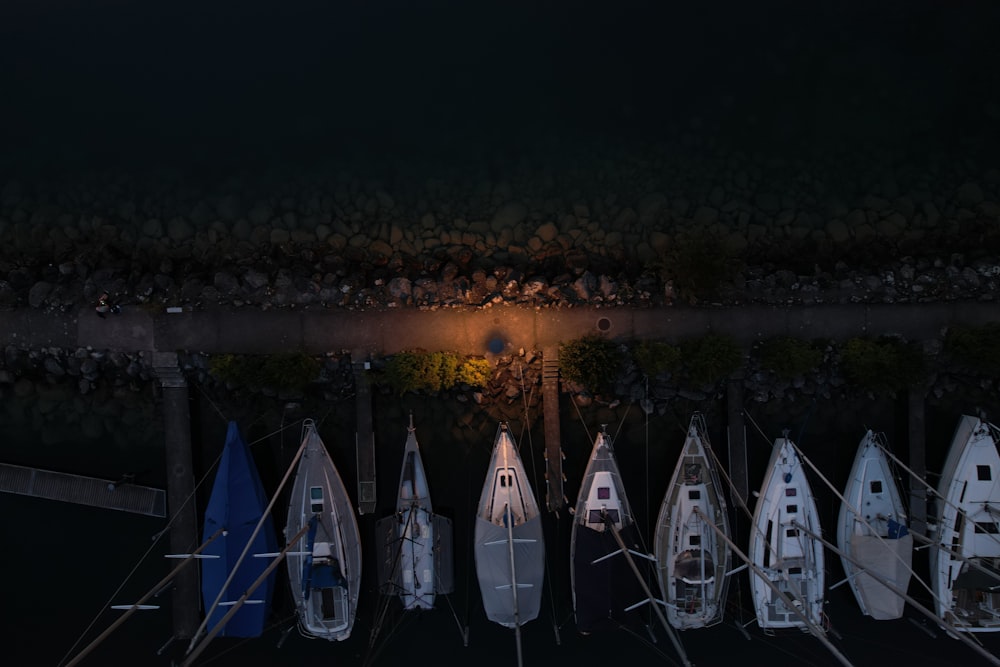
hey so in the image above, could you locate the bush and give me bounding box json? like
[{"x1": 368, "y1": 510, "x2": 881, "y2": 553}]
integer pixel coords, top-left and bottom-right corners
[
  {"x1": 559, "y1": 334, "x2": 624, "y2": 393},
  {"x1": 679, "y1": 333, "x2": 743, "y2": 386},
  {"x1": 381, "y1": 350, "x2": 492, "y2": 395},
  {"x1": 209, "y1": 352, "x2": 320, "y2": 392},
  {"x1": 944, "y1": 323, "x2": 1000, "y2": 376},
  {"x1": 839, "y1": 336, "x2": 925, "y2": 392},
  {"x1": 632, "y1": 340, "x2": 682, "y2": 378},
  {"x1": 756, "y1": 336, "x2": 824, "y2": 380}
]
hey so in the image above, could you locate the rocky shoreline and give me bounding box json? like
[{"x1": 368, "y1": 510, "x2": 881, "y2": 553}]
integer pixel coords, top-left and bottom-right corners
[
  {"x1": 2, "y1": 142, "x2": 1000, "y2": 427},
  {"x1": 2, "y1": 141, "x2": 1000, "y2": 315}
]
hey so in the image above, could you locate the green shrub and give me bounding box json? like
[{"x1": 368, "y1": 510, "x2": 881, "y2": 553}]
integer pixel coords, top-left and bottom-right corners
[
  {"x1": 944, "y1": 323, "x2": 1000, "y2": 376},
  {"x1": 559, "y1": 334, "x2": 624, "y2": 393},
  {"x1": 679, "y1": 333, "x2": 743, "y2": 386},
  {"x1": 632, "y1": 340, "x2": 682, "y2": 378},
  {"x1": 756, "y1": 336, "x2": 824, "y2": 380},
  {"x1": 209, "y1": 352, "x2": 319, "y2": 391},
  {"x1": 839, "y1": 336, "x2": 925, "y2": 392},
  {"x1": 381, "y1": 350, "x2": 491, "y2": 394}
]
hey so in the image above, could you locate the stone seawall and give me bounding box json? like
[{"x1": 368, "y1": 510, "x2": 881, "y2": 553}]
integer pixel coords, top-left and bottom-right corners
[{"x1": 1, "y1": 138, "x2": 999, "y2": 313}]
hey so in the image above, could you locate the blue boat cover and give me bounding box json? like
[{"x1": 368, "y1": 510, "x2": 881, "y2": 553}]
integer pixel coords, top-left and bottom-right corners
[
  {"x1": 887, "y1": 518, "x2": 909, "y2": 539},
  {"x1": 201, "y1": 421, "x2": 278, "y2": 637}
]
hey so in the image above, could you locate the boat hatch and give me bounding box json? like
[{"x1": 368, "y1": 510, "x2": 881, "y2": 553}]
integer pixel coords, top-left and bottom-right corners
[
  {"x1": 689, "y1": 489, "x2": 701, "y2": 500},
  {"x1": 588, "y1": 508, "x2": 621, "y2": 524},
  {"x1": 785, "y1": 488, "x2": 797, "y2": 497},
  {"x1": 310, "y1": 486, "x2": 324, "y2": 513},
  {"x1": 870, "y1": 480, "x2": 883, "y2": 494},
  {"x1": 975, "y1": 522, "x2": 1000, "y2": 534},
  {"x1": 787, "y1": 504, "x2": 798, "y2": 514},
  {"x1": 598, "y1": 486, "x2": 610, "y2": 499}
]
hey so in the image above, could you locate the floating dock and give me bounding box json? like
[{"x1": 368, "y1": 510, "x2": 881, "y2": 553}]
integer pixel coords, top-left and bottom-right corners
[{"x1": 0, "y1": 462, "x2": 166, "y2": 517}]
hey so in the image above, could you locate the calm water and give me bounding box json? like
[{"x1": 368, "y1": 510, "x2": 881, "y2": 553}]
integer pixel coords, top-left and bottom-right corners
[{"x1": 6, "y1": 378, "x2": 1000, "y2": 666}]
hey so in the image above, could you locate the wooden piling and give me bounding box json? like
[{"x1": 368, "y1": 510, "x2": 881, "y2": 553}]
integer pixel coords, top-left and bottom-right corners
[
  {"x1": 152, "y1": 351, "x2": 200, "y2": 643},
  {"x1": 542, "y1": 347, "x2": 565, "y2": 512},
  {"x1": 353, "y1": 360, "x2": 377, "y2": 515}
]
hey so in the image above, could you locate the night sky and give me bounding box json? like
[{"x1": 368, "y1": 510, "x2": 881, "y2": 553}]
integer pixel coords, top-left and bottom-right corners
[{"x1": 2, "y1": 0, "x2": 999, "y2": 181}]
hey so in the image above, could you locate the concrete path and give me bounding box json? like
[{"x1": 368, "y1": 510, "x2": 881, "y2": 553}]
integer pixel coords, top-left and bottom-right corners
[{"x1": 1, "y1": 300, "x2": 996, "y2": 357}]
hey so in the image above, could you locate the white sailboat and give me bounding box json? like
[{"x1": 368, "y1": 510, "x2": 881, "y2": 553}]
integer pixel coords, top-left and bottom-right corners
[
  {"x1": 655, "y1": 413, "x2": 732, "y2": 630},
  {"x1": 570, "y1": 426, "x2": 645, "y2": 634},
  {"x1": 836, "y1": 429, "x2": 912, "y2": 620},
  {"x1": 931, "y1": 415, "x2": 1000, "y2": 631},
  {"x1": 749, "y1": 432, "x2": 825, "y2": 632},
  {"x1": 285, "y1": 419, "x2": 362, "y2": 641},
  {"x1": 375, "y1": 413, "x2": 454, "y2": 611},
  {"x1": 474, "y1": 423, "x2": 545, "y2": 664}
]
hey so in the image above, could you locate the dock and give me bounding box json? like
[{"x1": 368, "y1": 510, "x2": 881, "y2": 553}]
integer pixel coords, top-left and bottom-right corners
[
  {"x1": 0, "y1": 462, "x2": 166, "y2": 517},
  {"x1": 542, "y1": 346, "x2": 566, "y2": 512},
  {"x1": 353, "y1": 360, "x2": 377, "y2": 515}
]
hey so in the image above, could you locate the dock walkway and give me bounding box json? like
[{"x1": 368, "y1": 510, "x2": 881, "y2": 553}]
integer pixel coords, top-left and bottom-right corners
[{"x1": 0, "y1": 463, "x2": 166, "y2": 517}]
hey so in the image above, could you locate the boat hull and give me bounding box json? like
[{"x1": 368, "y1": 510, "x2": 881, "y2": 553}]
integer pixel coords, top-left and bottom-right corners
[
  {"x1": 570, "y1": 430, "x2": 645, "y2": 634},
  {"x1": 931, "y1": 416, "x2": 1000, "y2": 632},
  {"x1": 655, "y1": 415, "x2": 731, "y2": 630},
  {"x1": 474, "y1": 424, "x2": 545, "y2": 629},
  {"x1": 836, "y1": 430, "x2": 911, "y2": 620},
  {"x1": 285, "y1": 422, "x2": 362, "y2": 641},
  {"x1": 749, "y1": 437, "x2": 824, "y2": 631},
  {"x1": 201, "y1": 421, "x2": 278, "y2": 638}
]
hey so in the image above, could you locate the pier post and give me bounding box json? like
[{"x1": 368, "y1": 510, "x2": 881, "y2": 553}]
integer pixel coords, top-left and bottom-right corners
[
  {"x1": 152, "y1": 351, "x2": 200, "y2": 643},
  {"x1": 353, "y1": 359, "x2": 377, "y2": 515},
  {"x1": 542, "y1": 347, "x2": 565, "y2": 512},
  {"x1": 908, "y1": 385, "x2": 928, "y2": 536}
]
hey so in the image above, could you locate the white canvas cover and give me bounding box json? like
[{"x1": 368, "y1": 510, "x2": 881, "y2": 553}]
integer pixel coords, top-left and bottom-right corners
[
  {"x1": 474, "y1": 514, "x2": 545, "y2": 627},
  {"x1": 850, "y1": 533, "x2": 913, "y2": 620}
]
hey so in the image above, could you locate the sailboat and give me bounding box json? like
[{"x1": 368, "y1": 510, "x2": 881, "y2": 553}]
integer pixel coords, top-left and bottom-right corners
[
  {"x1": 474, "y1": 423, "x2": 545, "y2": 660},
  {"x1": 285, "y1": 419, "x2": 362, "y2": 641},
  {"x1": 375, "y1": 413, "x2": 454, "y2": 611},
  {"x1": 201, "y1": 421, "x2": 279, "y2": 637},
  {"x1": 749, "y1": 432, "x2": 825, "y2": 632},
  {"x1": 931, "y1": 414, "x2": 1000, "y2": 631},
  {"x1": 836, "y1": 429, "x2": 911, "y2": 620},
  {"x1": 655, "y1": 413, "x2": 732, "y2": 630},
  {"x1": 570, "y1": 426, "x2": 645, "y2": 634}
]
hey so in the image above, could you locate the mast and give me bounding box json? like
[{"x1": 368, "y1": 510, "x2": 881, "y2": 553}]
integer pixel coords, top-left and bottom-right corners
[
  {"x1": 603, "y1": 513, "x2": 691, "y2": 667},
  {"x1": 181, "y1": 521, "x2": 313, "y2": 667},
  {"x1": 62, "y1": 529, "x2": 225, "y2": 667},
  {"x1": 696, "y1": 508, "x2": 854, "y2": 667},
  {"x1": 791, "y1": 520, "x2": 1000, "y2": 667},
  {"x1": 502, "y1": 428, "x2": 524, "y2": 667}
]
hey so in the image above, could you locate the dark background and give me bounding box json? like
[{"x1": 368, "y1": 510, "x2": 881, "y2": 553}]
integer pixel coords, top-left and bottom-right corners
[{"x1": 1, "y1": 0, "x2": 998, "y2": 180}]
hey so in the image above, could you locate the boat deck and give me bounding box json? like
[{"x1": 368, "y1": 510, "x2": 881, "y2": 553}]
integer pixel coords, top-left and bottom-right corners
[
  {"x1": 542, "y1": 346, "x2": 565, "y2": 512},
  {"x1": 0, "y1": 462, "x2": 166, "y2": 517}
]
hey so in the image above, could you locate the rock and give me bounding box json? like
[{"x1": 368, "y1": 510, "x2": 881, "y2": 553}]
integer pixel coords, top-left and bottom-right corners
[
  {"x1": 637, "y1": 193, "x2": 668, "y2": 225},
  {"x1": 388, "y1": 276, "x2": 412, "y2": 300},
  {"x1": 491, "y1": 201, "x2": 528, "y2": 232},
  {"x1": 535, "y1": 222, "x2": 559, "y2": 243},
  {"x1": 28, "y1": 281, "x2": 53, "y2": 308},
  {"x1": 167, "y1": 217, "x2": 194, "y2": 241}
]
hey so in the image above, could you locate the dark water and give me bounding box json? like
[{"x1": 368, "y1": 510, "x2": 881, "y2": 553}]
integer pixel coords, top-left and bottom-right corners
[
  {"x1": 6, "y1": 378, "x2": 1000, "y2": 666},
  {"x1": 1, "y1": 1, "x2": 999, "y2": 183}
]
